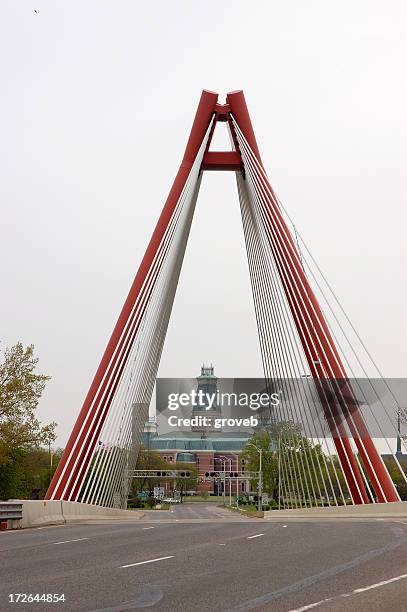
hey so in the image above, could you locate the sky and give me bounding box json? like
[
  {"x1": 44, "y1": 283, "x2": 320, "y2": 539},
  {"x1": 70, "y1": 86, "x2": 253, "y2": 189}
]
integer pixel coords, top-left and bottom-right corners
[{"x1": 1, "y1": 1, "x2": 406, "y2": 446}]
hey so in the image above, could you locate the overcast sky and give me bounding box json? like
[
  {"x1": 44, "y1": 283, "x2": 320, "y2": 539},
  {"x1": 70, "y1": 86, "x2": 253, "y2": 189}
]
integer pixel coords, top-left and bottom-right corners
[{"x1": 1, "y1": 1, "x2": 406, "y2": 446}]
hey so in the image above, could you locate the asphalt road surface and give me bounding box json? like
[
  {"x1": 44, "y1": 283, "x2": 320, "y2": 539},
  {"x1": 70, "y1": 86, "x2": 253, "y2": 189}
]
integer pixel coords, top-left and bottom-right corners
[{"x1": 1, "y1": 503, "x2": 407, "y2": 611}]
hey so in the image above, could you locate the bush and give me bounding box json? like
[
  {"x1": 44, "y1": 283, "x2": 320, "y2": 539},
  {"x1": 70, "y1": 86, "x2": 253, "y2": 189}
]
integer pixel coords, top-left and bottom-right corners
[
  {"x1": 127, "y1": 498, "x2": 143, "y2": 508},
  {"x1": 144, "y1": 496, "x2": 159, "y2": 509},
  {"x1": 397, "y1": 483, "x2": 407, "y2": 501}
]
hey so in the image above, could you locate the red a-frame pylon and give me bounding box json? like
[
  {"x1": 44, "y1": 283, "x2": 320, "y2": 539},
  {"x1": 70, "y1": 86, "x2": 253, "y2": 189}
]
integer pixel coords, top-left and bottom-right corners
[{"x1": 46, "y1": 90, "x2": 399, "y2": 508}]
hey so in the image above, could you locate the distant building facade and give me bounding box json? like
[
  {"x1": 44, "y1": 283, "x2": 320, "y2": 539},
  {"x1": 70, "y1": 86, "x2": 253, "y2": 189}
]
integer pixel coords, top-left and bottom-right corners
[{"x1": 143, "y1": 365, "x2": 253, "y2": 494}]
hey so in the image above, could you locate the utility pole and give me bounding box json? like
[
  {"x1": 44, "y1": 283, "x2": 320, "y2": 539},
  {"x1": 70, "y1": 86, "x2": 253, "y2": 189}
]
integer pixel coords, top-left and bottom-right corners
[
  {"x1": 227, "y1": 458, "x2": 232, "y2": 506},
  {"x1": 247, "y1": 443, "x2": 263, "y2": 511},
  {"x1": 48, "y1": 440, "x2": 53, "y2": 470},
  {"x1": 223, "y1": 459, "x2": 226, "y2": 505},
  {"x1": 278, "y1": 433, "x2": 281, "y2": 510},
  {"x1": 396, "y1": 405, "x2": 402, "y2": 456},
  {"x1": 215, "y1": 457, "x2": 226, "y2": 504},
  {"x1": 232, "y1": 454, "x2": 239, "y2": 508},
  {"x1": 258, "y1": 448, "x2": 263, "y2": 512}
]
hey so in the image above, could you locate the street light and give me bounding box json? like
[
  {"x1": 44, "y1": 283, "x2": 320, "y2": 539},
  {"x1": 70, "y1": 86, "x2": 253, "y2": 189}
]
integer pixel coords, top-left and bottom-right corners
[
  {"x1": 246, "y1": 443, "x2": 263, "y2": 512},
  {"x1": 230, "y1": 453, "x2": 239, "y2": 508},
  {"x1": 224, "y1": 457, "x2": 233, "y2": 506},
  {"x1": 214, "y1": 457, "x2": 226, "y2": 502},
  {"x1": 278, "y1": 433, "x2": 282, "y2": 510},
  {"x1": 216, "y1": 455, "x2": 234, "y2": 504}
]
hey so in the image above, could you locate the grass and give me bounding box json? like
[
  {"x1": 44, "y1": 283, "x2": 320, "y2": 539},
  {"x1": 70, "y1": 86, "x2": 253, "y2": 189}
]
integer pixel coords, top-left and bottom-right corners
[
  {"x1": 183, "y1": 495, "x2": 225, "y2": 503},
  {"x1": 220, "y1": 504, "x2": 264, "y2": 519}
]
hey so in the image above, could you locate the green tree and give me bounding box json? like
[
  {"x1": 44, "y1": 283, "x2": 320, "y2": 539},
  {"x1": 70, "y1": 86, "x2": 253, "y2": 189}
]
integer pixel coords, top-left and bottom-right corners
[
  {"x1": 0, "y1": 342, "x2": 56, "y2": 499},
  {"x1": 0, "y1": 446, "x2": 63, "y2": 500},
  {"x1": 170, "y1": 462, "x2": 197, "y2": 502},
  {"x1": 21, "y1": 446, "x2": 63, "y2": 499},
  {"x1": 380, "y1": 457, "x2": 407, "y2": 501},
  {"x1": 0, "y1": 447, "x2": 25, "y2": 499},
  {"x1": 241, "y1": 431, "x2": 279, "y2": 500},
  {"x1": 130, "y1": 450, "x2": 197, "y2": 502},
  {"x1": 241, "y1": 424, "x2": 349, "y2": 507},
  {"x1": 131, "y1": 447, "x2": 167, "y2": 496}
]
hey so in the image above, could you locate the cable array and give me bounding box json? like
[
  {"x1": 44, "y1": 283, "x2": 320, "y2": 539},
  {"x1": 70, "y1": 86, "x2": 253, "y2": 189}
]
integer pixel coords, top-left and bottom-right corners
[
  {"x1": 47, "y1": 90, "x2": 403, "y2": 510},
  {"x1": 49, "y1": 122, "x2": 213, "y2": 507},
  {"x1": 231, "y1": 115, "x2": 403, "y2": 506}
]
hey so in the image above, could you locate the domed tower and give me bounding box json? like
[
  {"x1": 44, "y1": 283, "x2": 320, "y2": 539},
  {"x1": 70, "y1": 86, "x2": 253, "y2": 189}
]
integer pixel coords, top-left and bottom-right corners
[{"x1": 191, "y1": 364, "x2": 221, "y2": 433}]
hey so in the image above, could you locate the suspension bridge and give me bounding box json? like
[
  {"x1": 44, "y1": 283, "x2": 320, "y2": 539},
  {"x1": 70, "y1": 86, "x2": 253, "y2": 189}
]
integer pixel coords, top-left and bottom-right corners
[{"x1": 44, "y1": 90, "x2": 406, "y2": 512}]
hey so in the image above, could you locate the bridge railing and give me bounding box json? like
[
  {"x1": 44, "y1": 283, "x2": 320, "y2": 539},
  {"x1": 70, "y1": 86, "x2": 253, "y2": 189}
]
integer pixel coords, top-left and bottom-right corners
[{"x1": 0, "y1": 501, "x2": 23, "y2": 530}]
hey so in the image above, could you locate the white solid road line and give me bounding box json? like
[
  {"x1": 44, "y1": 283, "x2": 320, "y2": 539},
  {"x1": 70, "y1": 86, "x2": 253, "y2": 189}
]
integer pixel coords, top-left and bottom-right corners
[
  {"x1": 53, "y1": 537, "x2": 89, "y2": 545},
  {"x1": 121, "y1": 555, "x2": 174, "y2": 569},
  {"x1": 289, "y1": 572, "x2": 407, "y2": 612},
  {"x1": 352, "y1": 573, "x2": 407, "y2": 594},
  {"x1": 290, "y1": 599, "x2": 331, "y2": 612},
  {"x1": 247, "y1": 533, "x2": 264, "y2": 539},
  {"x1": 143, "y1": 527, "x2": 155, "y2": 530}
]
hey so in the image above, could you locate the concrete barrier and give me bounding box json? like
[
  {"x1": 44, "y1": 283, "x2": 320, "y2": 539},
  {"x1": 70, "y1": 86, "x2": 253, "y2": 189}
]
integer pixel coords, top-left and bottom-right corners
[
  {"x1": 264, "y1": 501, "x2": 407, "y2": 520},
  {"x1": 19, "y1": 500, "x2": 143, "y2": 528},
  {"x1": 61, "y1": 501, "x2": 143, "y2": 524},
  {"x1": 20, "y1": 500, "x2": 65, "y2": 528}
]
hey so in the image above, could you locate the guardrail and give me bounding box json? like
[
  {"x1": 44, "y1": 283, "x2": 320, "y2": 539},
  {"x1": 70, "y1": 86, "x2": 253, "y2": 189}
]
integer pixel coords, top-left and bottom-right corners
[
  {"x1": 0, "y1": 501, "x2": 23, "y2": 529},
  {"x1": 0, "y1": 501, "x2": 23, "y2": 521}
]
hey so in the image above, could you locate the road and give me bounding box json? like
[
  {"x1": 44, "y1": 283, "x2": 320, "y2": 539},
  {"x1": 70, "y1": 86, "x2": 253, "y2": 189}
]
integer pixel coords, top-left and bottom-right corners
[{"x1": 0, "y1": 503, "x2": 407, "y2": 611}]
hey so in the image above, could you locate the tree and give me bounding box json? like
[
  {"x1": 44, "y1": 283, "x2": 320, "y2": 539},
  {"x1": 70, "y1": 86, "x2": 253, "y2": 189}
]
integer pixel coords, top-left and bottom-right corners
[
  {"x1": 0, "y1": 446, "x2": 63, "y2": 500},
  {"x1": 21, "y1": 446, "x2": 63, "y2": 499},
  {"x1": 241, "y1": 431, "x2": 279, "y2": 500},
  {"x1": 241, "y1": 424, "x2": 308, "y2": 501},
  {"x1": 170, "y1": 462, "x2": 197, "y2": 502},
  {"x1": 241, "y1": 424, "x2": 349, "y2": 507},
  {"x1": 130, "y1": 449, "x2": 197, "y2": 502},
  {"x1": 0, "y1": 342, "x2": 56, "y2": 499},
  {"x1": 131, "y1": 447, "x2": 168, "y2": 496},
  {"x1": 399, "y1": 406, "x2": 407, "y2": 444},
  {"x1": 378, "y1": 457, "x2": 407, "y2": 501}
]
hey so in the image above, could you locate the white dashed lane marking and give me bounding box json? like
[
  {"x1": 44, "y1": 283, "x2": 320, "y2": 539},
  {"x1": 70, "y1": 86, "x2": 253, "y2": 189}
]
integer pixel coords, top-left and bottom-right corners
[
  {"x1": 53, "y1": 538, "x2": 89, "y2": 545},
  {"x1": 121, "y1": 555, "x2": 174, "y2": 569}
]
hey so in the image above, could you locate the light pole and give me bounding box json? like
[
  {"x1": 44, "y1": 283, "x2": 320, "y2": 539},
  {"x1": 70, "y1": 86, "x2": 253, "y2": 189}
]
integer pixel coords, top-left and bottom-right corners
[
  {"x1": 214, "y1": 457, "x2": 226, "y2": 503},
  {"x1": 48, "y1": 440, "x2": 53, "y2": 470},
  {"x1": 247, "y1": 443, "x2": 263, "y2": 511},
  {"x1": 230, "y1": 453, "x2": 239, "y2": 508},
  {"x1": 396, "y1": 405, "x2": 402, "y2": 456},
  {"x1": 225, "y1": 457, "x2": 233, "y2": 505},
  {"x1": 278, "y1": 433, "x2": 281, "y2": 510},
  {"x1": 218, "y1": 455, "x2": 233, "y2": 505}
]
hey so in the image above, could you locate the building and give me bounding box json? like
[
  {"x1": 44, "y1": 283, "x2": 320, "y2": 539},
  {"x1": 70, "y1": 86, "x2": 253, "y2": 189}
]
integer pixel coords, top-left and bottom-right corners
[{"x1": 142, "y1": 365, "x2": 254, "y2": 494}]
